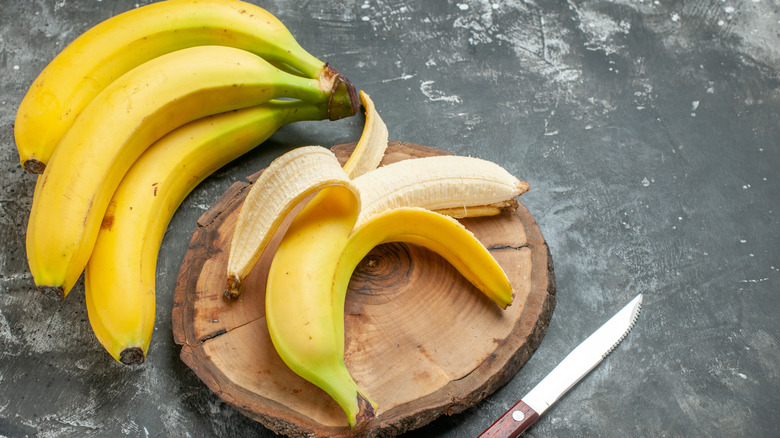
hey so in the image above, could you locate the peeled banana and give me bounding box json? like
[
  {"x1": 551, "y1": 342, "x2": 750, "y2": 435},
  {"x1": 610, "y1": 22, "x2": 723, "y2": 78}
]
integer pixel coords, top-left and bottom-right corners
[
  {"x1": 14, "y1": 0, "x2": 354, "y2": 173},
  {"x1": 26, "y1": 45, "x2": 357, "y2": 299},
  {"x1": 84, "y1": 101, "x2": 325, "y2": 365},
  {"x1": 226, "y1": 92, "x2": 389, "y2": 297},
  {"x1": 225, "y1": 138, "x2": 527, "y2": 427},
  {"x1": 352, "y1": 154, "x2": 530, "y2": 226}
]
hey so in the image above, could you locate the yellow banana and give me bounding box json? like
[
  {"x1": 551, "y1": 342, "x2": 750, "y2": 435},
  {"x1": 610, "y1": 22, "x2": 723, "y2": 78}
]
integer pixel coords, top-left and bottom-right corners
[
  {"x1": 14, "y1": 0, "x2": 356, "y2": 173},
  {"x1": 84, "y1": 100, "x2": 325, "y2": 365},
  {"x1": 265, "y1": 185, "x2": 377, "y2": 429},
  {"x1": 332, "y1": 207, "x2": 513, "y2": 354},
  {"x1": 351, "y1": 155, "x2": 530, "y2": 226},
  {"x1": 313, "y1": 207, "x2": 514, "y2": 419},
  {"x1": 226, "y1": 91, "x2": 388, "y2": 297},
  {"x1": 27, "y1": 45, "x2": 357, "y2": 299}
]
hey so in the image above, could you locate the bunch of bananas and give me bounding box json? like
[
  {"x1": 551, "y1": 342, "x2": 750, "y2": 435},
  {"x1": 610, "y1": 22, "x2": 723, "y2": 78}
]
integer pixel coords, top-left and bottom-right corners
[
  {"x1": 226, "y1": 92, "x2": 530, "y2": 428},
  {"x1": 17, "y1": 0, "x2": 531, "y2": 429},
  {"x1": 17, "y1": 0, "x2": 359, "y2": 365}
]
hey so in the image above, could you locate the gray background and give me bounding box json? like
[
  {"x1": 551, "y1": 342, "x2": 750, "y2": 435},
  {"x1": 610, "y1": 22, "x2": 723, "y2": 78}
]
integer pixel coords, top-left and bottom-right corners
[{"x1": 1, "y1": 0, "x2": 779, "y2": 437}]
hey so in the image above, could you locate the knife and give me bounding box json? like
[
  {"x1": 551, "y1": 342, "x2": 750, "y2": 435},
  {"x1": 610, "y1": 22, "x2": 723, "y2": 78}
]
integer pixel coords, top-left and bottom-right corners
[{"x1": 478, "y1": 294, "x2": 643, "y2": 438}]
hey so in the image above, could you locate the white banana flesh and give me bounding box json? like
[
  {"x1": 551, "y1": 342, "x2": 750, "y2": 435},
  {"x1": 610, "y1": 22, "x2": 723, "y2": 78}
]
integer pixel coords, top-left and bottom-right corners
[{"x1": 351, "y1": 155, "x2": 530, "y2": 226}]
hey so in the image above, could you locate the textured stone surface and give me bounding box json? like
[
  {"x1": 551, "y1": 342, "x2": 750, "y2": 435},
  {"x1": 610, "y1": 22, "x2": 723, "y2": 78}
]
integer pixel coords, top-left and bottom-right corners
[{"x1": 1, "y1": 0, "x2": 778, "y2": 437}]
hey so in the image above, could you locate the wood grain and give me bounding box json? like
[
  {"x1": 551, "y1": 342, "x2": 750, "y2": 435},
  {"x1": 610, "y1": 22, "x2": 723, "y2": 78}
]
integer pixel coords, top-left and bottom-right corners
[{"x1": 171, "y1": 142, "x2": 556, "y2": 437}]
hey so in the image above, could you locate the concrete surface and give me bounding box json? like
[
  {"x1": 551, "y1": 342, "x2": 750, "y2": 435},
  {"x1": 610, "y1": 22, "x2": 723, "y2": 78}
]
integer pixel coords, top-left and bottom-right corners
[{"x1": 1, "y1": 0, "x2": 779, "y2": 437}]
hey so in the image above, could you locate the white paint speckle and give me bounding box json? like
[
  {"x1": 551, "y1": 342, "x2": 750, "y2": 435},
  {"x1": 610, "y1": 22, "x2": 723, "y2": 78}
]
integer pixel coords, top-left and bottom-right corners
[
  {"x1": 691, "y1": 100, "x2": 700, "y2": 111},
  {"x1": 13, "y1": 65, "x2": 20, "y2": 71},
  {"x1": 380, "y1": 74, "x2": 415, "y2": 83},
  {"x1": 724, "y1": 6, "x2": 736, "y2": 14},
  {"x1": 457, "y1": 3, "x2": 469, "y2": 11},
  {"x1": 671, "y1": 13, "x2": 681, "y2": 22},
  {"x1": 419, "y1": 80, "x2": 462, "y2": 104},
  {"x1": 361, "y1": 16, "x2": 370, "y2": 22},
  {"x1": 641, "y1": 177, "x2": 651, "y2": 187},
  {"x1": 740, "y1": 239, "x2": 747, "y2": 243}
]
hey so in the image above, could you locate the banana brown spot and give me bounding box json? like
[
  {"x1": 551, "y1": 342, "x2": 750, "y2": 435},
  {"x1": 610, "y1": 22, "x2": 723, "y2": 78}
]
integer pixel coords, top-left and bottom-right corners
[{"x1": 100, "y1": 214, "x2": 115, "y2": 230}]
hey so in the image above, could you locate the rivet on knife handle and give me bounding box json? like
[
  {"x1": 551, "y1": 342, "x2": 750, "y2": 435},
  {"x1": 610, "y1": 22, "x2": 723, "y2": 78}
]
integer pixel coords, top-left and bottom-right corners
[{"x1": 478, "y1": 399, "x2": 539, "y2": 438}]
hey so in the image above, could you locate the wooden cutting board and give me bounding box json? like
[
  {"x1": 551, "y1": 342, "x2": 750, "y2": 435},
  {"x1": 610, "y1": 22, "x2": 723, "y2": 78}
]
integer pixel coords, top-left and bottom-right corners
[{"x1": 171, "y1": 142, "x2": 556, "y2": 437}]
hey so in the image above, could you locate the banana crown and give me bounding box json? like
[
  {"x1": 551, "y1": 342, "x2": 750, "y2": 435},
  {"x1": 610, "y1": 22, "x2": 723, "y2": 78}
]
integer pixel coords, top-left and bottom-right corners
[{"x1": 14, "y1": 0, "x2": 341, "y2": 173}]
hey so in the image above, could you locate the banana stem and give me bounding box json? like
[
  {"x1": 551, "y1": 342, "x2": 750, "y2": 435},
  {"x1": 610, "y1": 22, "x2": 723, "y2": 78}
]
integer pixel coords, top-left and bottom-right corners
[{"x1": 321, "y1": 65, "x2": 359, "y2": 121}]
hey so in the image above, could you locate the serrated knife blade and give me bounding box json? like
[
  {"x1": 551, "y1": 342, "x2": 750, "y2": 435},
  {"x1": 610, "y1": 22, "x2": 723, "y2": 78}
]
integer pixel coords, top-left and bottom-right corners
[{"x1": 478, "y1": 294, "x2": 643, "y2": 438}]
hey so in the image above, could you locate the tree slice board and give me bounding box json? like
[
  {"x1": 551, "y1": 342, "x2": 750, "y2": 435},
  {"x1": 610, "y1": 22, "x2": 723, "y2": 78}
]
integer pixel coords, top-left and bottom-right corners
[{"x1": 171, "y1": 142, "x2": 556, "y2": 437}]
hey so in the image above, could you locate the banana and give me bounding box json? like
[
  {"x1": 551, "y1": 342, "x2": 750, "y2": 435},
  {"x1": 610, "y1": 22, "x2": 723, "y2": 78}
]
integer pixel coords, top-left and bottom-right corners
[
  {"x1": 14, "y1": 0, "x2": 356, "y2": 173},
  {"x1": 265, "y1": 185, "x2": 377, "y2": 429},
  {"x1": 226, "y1": 92, "x2": 388, "y2": 297},
  {"x1": 331, "y1": 206, "x2": 513, "y2": 361},
  {"x1": 26, "y1": 45, "x2": 357, "y2": 299},
  {"x1": 225, "y1": 146, "x2": 357, "y2": 298},
  {"x1": 84, "y1": 100, "x2": 325, "y2": 365},
  {"x1": 351, "y1": 155, "x2": 530, "y2": 226}
]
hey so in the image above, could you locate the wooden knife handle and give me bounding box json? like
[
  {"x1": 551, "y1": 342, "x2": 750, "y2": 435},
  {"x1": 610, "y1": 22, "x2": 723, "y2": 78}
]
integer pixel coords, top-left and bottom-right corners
[{"x1": 478, "y1": 399, "x2": 539, "y2": 438}]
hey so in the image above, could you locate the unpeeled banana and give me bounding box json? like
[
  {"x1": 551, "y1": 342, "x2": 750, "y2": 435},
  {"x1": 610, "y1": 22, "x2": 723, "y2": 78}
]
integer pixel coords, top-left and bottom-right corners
[
  {"x1": 85, "y1": 101, "x2": 325, "y2": 365},
  {"x1": 14, "y1": 0, "x2": 355, "y2": 173},
  {"x1": 26, "y1": 44, "x2": 356, "y2": 299}
]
